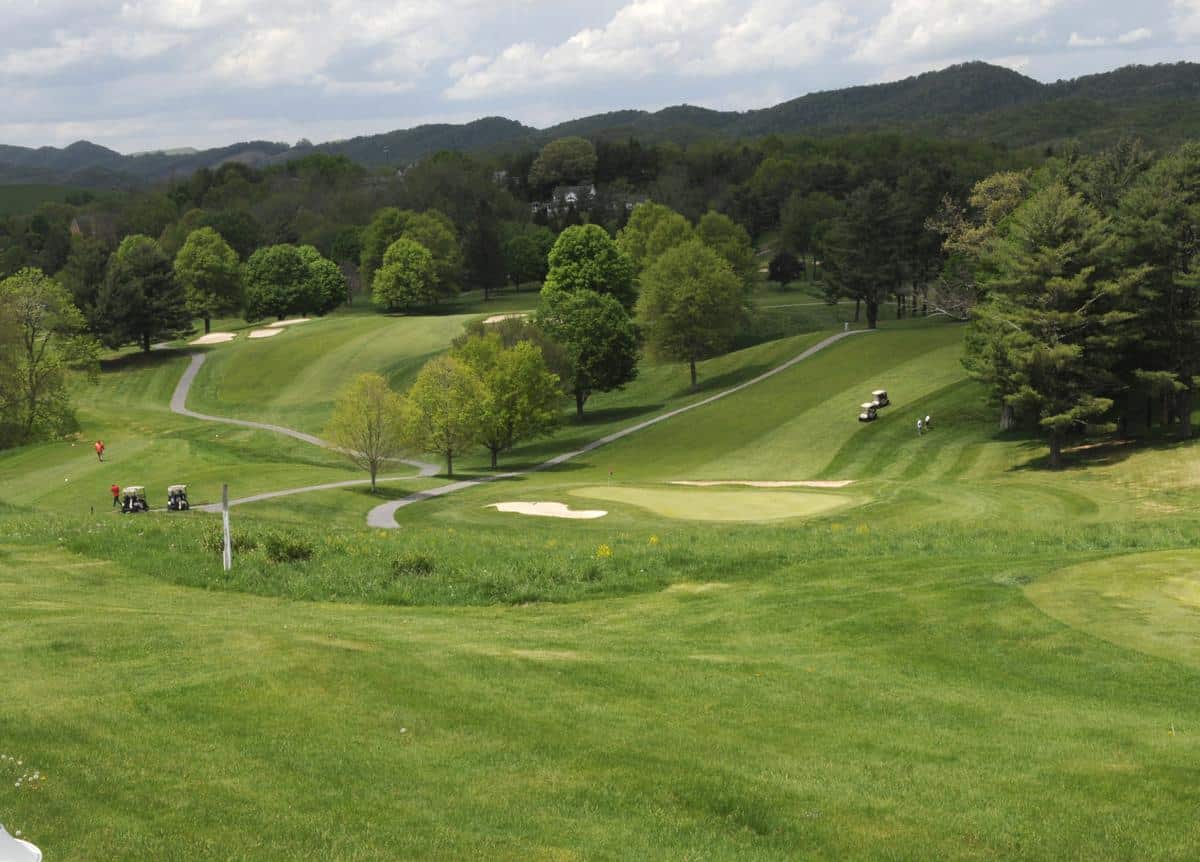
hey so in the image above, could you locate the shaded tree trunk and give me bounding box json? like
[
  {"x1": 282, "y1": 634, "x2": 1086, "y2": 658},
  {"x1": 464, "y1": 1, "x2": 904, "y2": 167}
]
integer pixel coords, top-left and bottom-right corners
[
  {"x1": 370, "y1": 463, "x2": 378, "y2": 493},
  {"x1": 204, "y1": 316, "x2": 211, "y2": 334},
  {"x1": 445, "y1": 449, "x2": 453, "y2": 477},
  {"x1": 141, "y1": 332, "x2": 151, "y2": 353},
  {"x1": 1048, "y1": 432, "x2": 1063, "y2": 469},
  {"x1": 854, "y1": 298, "x2": 860, "y2": 321},
  {"x1": 575, "y1": 389, "x2": 586, "y2": 420},
  {"x1": 866, "y1": 299, "x2": 879, "y2": 330},
  {"x1": 1180, "y1": 386, "x2": 1193, "y2": 439},
  {"x1": 689, "y1": 357, "x2": 697, "y2": 388},
  {"x1": 999, "y1": 404, "x2": 1015, "y2": 431},
  {"x1": 490, "y1": 447, "x2": 499, "y2": 469}
]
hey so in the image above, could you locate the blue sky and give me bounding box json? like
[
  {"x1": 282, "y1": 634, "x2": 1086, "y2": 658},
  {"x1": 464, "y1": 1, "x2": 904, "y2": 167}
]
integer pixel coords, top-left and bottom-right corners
[{"x1": 1, "y1": 0, "x2": 1195, "y2": 152}]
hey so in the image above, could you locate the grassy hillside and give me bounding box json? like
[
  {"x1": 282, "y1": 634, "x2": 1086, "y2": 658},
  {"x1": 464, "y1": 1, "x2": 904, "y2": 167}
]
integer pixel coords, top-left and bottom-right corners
[{"x1": 3, "y1": 306, "x2": 1200, "y2": 859}]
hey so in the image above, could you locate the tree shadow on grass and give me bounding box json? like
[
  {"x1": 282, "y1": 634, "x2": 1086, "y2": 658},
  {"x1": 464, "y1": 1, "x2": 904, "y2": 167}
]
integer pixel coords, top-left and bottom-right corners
[
  {"x1": 1008, "y1": 436, "x2": 1156, "y2": 472},
  {"x1": 669, "y1": 363, "x2": 774, "y2": 399},
  {"x1": 100, "y1": 347, "x2": 197, "y2": 372}
]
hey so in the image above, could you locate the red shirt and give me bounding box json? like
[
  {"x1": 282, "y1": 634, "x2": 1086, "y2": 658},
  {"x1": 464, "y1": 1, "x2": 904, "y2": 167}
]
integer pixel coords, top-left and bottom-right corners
[
  {"x1": 111, "y1": 485, "x2": 120, "y2": 498},
  {"x1": 95, "y1": 442, "x2": 104, "y2": 452}
]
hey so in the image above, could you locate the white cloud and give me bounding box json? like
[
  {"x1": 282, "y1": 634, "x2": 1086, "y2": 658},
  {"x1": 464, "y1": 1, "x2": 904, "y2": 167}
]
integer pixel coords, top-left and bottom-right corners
[
  {"x1": 1068, "y1": 32, "x2": 1108, "y2": 47},
  {"x1": 1116, "y1": 27, "x2": 1153, "y2": 44},
  {"x1": 446, "y1": 0, "x2": 854, "y2": 99},
  {"x1": 1174, "y1": 0, "x2": 1200, "y2": 39},
  {"x1": 855, "y1": 0, "x2": 1064, "y2": 63}
]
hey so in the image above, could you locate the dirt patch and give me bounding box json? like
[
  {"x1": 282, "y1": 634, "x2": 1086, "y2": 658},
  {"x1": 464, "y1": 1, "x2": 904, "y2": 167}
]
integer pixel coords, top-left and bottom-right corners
[
  {"x1": 487, "y1": 501, "x2": 607, "y2": 519},
  {"x1": 670, "y1": 480, "x2": 855, "y2": 489},
  {"x1": 248, "y1": 328, "x2": 283, "y2": 339},
  {"x1": 190, "y1": 332, "x2": 237, "y2": 345}
]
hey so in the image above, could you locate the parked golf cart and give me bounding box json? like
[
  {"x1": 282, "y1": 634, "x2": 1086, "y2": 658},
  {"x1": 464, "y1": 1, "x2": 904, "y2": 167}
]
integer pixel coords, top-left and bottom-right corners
[
  {"x1": 166, "y1": 484, "x2": 190, "y2": 511},
  {"x1": 121, "y1": 486, "x2": 148, "y2": 513},
  {"x1": 871, "y1": 389, "x2": 890, "y2": 408},
  {"x1": 858, "y1": 402, "x2": 878, "y2": 422}
]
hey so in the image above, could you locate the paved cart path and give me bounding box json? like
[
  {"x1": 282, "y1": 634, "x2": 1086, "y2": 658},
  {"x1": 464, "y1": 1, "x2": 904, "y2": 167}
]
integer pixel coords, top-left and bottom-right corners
[
  {"x1": 366, "y1": 329, "x2": 872, "y2": 528},
  {"x1": 170, "y1": 352, "x2": 441, "y2": 478}
]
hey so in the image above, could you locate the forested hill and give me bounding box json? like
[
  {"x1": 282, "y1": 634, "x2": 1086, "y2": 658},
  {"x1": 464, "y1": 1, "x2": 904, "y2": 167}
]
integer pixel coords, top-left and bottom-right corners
[{"x1": 3, "y1": 61, "x2": 1198, "y2": 188}]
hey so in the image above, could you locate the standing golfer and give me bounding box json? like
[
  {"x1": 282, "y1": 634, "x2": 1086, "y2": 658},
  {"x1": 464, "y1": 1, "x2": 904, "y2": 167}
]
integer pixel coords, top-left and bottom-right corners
[
  {"x1": 925, "y1": 414, "x2": 932, "y2": 430},
  {"x1": 94, "y1": 440, "x2": 105, "y2": 462},
  {"x1": 111, "y1": 484, "x2": 120, "y2": 508},
  {"x1": 917, "y1": 418, "x2": 923, "y2": 435}
]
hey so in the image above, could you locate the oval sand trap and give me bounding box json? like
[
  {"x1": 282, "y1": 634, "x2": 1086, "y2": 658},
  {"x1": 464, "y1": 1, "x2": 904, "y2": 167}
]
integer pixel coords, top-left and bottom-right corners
[
  {"x1": 1026, "y1": 550, "x2": 1200, "y2": 668},
  {"x1": 488, "y1": 501, "x2": 607, "y2": 519},
  {"x1": 248, "y1": 328, "x2": 283, "y2": 339},
  {"x1": 189, "y1": 332, "x2": 236, "y2": 345},
  {"x1": 483, "y1": 313, "x2": 529, "y2": 325},
  {"x1": 266, "y1": 318, "x2": 311, "y2": 327},
  {"x1": 570, "y1": 485, "x2": 861, "y2": 522}
]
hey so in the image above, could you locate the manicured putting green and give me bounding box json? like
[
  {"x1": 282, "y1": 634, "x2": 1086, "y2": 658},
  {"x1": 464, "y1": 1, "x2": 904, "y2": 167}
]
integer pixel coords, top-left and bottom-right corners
[
  {"x1": 1026, "y1": 550, "x2": 1200, "y2": 668},
  {"x1": 570, "y1": 484, "x2": 862, "y2": 522}
]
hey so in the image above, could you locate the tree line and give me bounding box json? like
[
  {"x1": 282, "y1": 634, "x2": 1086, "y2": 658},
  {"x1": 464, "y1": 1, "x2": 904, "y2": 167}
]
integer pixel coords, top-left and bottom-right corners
[{"x1": 946, "y1": 138, "x2": 1200, "y2": 466}]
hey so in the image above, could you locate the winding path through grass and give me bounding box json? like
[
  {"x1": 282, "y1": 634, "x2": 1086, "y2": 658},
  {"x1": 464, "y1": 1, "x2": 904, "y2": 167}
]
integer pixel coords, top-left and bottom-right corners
[
  {"x1": 170, "y1": 331, "x2": 871, "y2": 522},
  {"x1": 170, "y1": 352, "x2": 441, "y2": 510},
  {"x1": 366, "y1": 329, "x2": 872, "y2": 527}
]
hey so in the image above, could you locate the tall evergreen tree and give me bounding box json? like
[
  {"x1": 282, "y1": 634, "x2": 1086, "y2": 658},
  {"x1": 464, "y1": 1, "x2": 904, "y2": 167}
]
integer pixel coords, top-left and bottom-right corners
[{"x1": 96, "y1": 235, "x2": 191, "y2": 352}]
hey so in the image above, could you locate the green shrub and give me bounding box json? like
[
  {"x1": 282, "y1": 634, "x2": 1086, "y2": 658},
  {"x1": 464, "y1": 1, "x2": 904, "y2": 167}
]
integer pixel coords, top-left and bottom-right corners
[
  {"x1": 262, "y1": 532, "x2": 314, "y2": 563},
  {"x1": 199, "y1": 525, "x2": 260, "y2": 555},
  {"x1": 391, "y1": 553, "x2": 435, "y2": 578}
]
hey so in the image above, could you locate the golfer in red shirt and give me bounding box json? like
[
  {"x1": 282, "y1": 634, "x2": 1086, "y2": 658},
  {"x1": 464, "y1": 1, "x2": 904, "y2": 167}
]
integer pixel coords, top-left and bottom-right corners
[
  {"x1": 111, "y1": 484, "x2": 120, "y2": 508},
  {"x1": 94, "y1": 440, "x2": 105, "y2": 462}
]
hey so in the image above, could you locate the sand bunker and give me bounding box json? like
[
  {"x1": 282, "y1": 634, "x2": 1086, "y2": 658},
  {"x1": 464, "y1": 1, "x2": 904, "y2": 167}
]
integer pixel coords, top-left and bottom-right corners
[
  {"x1": 248, "y1": 328, "x2": 283, "y2": 339},
  {"x1": 189, "y1": 332, "x2": 236, "y2": 345},
  {"x1": 571, "y1": 485, "x2": 861, "y2": 522},
  {"x1": 483, "y1": 313, "x2": 529, "y2": 325},
  {"x1": 487, "y1": 501, "x2": 607, "y2": 519},
  {"x1": 266, "y1": 318, "x2": 311, "y2": 327},
  {"x1": 670, "y1": 480, "x2": 855, "y2": 489}
]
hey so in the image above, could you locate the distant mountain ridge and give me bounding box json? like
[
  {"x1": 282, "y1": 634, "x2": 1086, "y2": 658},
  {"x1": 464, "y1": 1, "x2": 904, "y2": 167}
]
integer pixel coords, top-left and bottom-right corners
[{"x1": 2, "y1": 61, "x2": 1197, "y2": 189}]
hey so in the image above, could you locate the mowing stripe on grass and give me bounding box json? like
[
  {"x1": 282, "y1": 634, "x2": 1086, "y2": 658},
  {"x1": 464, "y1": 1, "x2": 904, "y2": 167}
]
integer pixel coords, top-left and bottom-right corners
[
  {"x1": 170, "y1": 352, "x2": 440, "y2": 477},
  {"x1": 366, "y1": 329, "x2": 874, "y2": 528}
]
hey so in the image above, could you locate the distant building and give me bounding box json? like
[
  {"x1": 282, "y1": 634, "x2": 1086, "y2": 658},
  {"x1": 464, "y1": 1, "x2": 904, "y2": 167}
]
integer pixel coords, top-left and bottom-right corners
[
  {"x1": 531, "y1": 183, "x2": 597, "y2": 216},
  {"x1": 69, "y1": 214, "x2": 119, "y2": 245}
]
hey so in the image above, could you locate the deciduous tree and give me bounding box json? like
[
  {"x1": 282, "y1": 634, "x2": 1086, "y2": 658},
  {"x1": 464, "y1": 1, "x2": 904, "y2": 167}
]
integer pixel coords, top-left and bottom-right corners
[
  {"x1": 543, "y1": 224, "x2": 636, "y2": 309},
  {"x1": 403, "y1": 356, "x2": 487, "y2": 476},
  {"x1": 326, "y1": 372, "x2": 406, "y2": 492},
  {"x1": 372, "y1": 238, "x2": 436, "y2": 312},
  {"x1": 174, "y1": 227, "x2": 242, "y2": 333},
  {"x1": 537, "y1": 288, "x2": 639, "y2": 418}
]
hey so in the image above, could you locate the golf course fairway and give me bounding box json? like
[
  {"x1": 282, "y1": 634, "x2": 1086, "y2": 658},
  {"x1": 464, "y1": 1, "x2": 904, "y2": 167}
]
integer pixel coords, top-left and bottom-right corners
[{"x1": 569, "y1": 484, "x2": 863, "y2": 521}]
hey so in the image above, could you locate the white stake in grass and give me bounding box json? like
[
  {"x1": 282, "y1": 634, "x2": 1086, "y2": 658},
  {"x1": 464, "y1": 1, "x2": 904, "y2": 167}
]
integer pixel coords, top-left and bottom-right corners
[{"x1": 222, "y1": 483, "x2": 232, "y2": 572}]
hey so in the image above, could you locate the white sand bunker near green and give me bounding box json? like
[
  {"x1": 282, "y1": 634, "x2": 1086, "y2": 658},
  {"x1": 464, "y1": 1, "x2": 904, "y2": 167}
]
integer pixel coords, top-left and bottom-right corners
[
  {"x1": 487, "y1": 501, "x2": 608, "y2": 519},
  {"x1": 248, "y1": 328, "x2": 283, "y2": 339},
  {"x1": 670, "y1": 479, "x2": 855, "y2": 489},
  {"x1": 483, "y1": 313, "x2": 528, "y2": 325},
  {"x1": 571, "y1": 485, "x2": 862, "y2": 522},
  {"x1": 190, "y1": 332, "x2": 237, "y2": 345},
  {"x1": 267, "y1": 318, "x2": 312, "y2": 326}
]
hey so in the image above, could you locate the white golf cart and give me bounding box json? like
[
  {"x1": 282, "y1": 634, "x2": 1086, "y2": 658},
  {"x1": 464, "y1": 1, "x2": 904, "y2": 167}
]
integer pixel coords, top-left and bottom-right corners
[
  {"x1": 121, "y1": 486, "x2": 148, "y2": 513},
  {"x1": 167, "y1": 484, "x2": 190, "y2": 511},
  {"x1": 858, "y1": 402, "x2": 878, "y2": 422},
  {"x1": 872, "y1": 389, "x2": 890, "y2": 408}
]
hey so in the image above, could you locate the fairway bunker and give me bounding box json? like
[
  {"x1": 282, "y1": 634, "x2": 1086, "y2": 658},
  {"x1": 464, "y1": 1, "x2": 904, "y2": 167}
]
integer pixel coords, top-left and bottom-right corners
[
  {"x1": 483, "y1": 313, "x2": 529, "y2": 325},
  {"x1": 266, "y1": 318, "x2": 312, "y2": 327},
  {"x1": 670, "y1": 480, "x2": 855, "y2": 489},
  {"x1": 248, "y1": 328, "x2": 283, "y2": 339},
  {"x1": 571, "y1": 485, "x2": 862, "y2": 522},
  {"x1": 190, "y1": 332, "x2": 236, "y2": 345},
  {"x1": 487, "y1": 501, "x2": 607, "y2": 519}
]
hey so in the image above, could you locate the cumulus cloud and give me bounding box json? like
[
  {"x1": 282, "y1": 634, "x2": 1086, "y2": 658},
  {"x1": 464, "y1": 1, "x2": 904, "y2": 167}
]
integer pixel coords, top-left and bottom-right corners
[
  {"x1": 1175, "y1": 0, "x2": 1200, "y2": 39},
  {"x1": 854, "y1": 0, "x2": 1064, "y2": 63},
  {"x1": 1116, "y1": 27, "x2": 1154, "y2": 44},
  {"x1": 1068, "y1": 32, "x2": 1109, "y2": 47},
  {"x1": 445, "y1": 0, "x2": 856, "y2": 99}
]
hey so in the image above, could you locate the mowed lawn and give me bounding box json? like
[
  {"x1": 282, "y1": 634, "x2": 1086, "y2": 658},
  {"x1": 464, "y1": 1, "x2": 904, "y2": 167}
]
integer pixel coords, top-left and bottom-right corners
[{"x1": 4, "y1": 309, "x2": 1200, "y2": 859}]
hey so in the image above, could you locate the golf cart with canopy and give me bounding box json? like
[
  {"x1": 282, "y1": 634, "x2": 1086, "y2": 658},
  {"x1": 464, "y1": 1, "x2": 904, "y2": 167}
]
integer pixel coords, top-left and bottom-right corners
[
  {"x1": 121, "y1": 486, "x2": 148, "y2": 513},
  {"x1": 0, "y1": 824, "x2": 41, "y2": 862},
  {"x1": 858, "y1": 402, "x2": 878, "y2": 422},
  {"x1": 871, "y1": 389, "x2": 890, "y2": 408},
  {"x1": 167, "y1": 484, "x2": 190, "y2": 511}
]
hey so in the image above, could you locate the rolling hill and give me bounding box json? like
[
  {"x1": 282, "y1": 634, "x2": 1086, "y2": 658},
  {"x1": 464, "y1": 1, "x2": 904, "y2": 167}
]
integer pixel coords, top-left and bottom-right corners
[{"x1": 1, "y1": 61, "x2": 1198, "y2": 189}]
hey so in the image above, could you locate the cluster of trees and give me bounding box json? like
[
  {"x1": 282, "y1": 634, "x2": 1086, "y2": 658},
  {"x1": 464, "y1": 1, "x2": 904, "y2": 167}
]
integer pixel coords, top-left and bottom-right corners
[
  {"x1": 954, "y1": 139, "x2": 1200, "y2": 465},
  {"x1": 328, "y1": 323, "x2": 562, "y2": 482}
]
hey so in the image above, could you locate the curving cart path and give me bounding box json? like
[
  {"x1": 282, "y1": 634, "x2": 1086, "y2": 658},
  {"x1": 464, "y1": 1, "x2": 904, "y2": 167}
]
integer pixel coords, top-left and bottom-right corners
[
  {"x1": 169, "y1": 353, "x2": 440, "y2": 510},
  {"x1": 366, "y1": 329, "x2": 872, "y2": 528}
]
